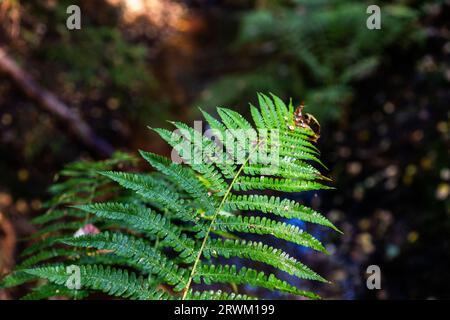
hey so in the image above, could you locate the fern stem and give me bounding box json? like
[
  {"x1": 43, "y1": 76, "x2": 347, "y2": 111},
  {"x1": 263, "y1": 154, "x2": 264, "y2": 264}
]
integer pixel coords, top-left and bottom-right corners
[{"x1": 181, "y1": 142, "x2": 262, "y2": 299}]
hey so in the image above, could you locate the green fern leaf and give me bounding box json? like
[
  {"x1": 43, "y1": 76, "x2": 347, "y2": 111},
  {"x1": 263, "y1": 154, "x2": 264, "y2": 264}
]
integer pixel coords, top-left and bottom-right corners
[
  {"x1": 225, "y1": 194, "x2": 340, "y2": 232},
  {"x1": 214, "y1": 215, "x2": 327, "y2": 253},
  {"x1": 0, "y1": 271, "x2": 36, "y2": 289},
  {"x1": 17, "y1": 249, "x2": 81, "y2": 269},
  {"x1": 62, "y1": 232, "x2": 188, "y2": 288},
  {"x1": 21, "y1": 283, "x2": 89, "y2": 300},
  {"x1": 6, "y1": 93, "x2": 339, "y2": 300},
  {"x1": 185, "y1": 289, "x2": 256, "y2": 300},
  {"x1": 194, "y1": 264, "x2": 320, "y2": 299},
  {"x1": 75, "y1": 203, "x2": 197, "y2": 262},
  {"x1": 99, "y1": 171, "x2": 207, "y2": 233},
  {"x1": 234, "y1": 176, "x2": 332, "y2": 192},
  {"x1": 23, "y1": 265, "x2": 167, "y2": 300},
  {"x1": 204, "y1": 238, "x2": 327, "y2": 282}
]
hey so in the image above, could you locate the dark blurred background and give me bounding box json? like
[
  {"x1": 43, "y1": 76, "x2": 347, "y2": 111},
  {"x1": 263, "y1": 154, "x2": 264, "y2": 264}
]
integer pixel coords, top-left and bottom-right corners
[{"x1": 0, "y1": 0, "x2": 449, "y2": 299}]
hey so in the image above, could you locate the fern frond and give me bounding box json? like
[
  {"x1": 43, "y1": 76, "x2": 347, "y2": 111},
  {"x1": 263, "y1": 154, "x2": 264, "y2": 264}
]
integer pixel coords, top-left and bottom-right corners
[
  {"x1": 23, "y1": 265, "x2": 167, "y2": 300},
  {"x1": 99, "y1": 171, "x2": 205, "y2": 231},
  {"x1": 204, "y1": 238, "x2": 326, "y2": 282},
  {"x1": 153, "y1": 126, "x2": 229, "y2": 196},
  {"x1": 7, "y1": 94, "x2": 339, "y2": 300},
  {"x1": 17, "y1": 249, "x2": 81, "y2": 269},
  {"x1": 199, "y1": 109, "x2": 249, "y2": 161},
  {"x1": 139, "y1": 151, "x2": 217, "y2": 213},
  {"x1": 214, "y1": 215, "x2": 327, "y2": 253},
  {"x1": 29, "y1": 221, "x2": 87, "y2": 239},
  {"x1": 185, "y1": 289, "x2": 256, "y2": 300},
  {"x1": 0, "y1": 271, "x2": 36, "y2": 288},
  {"x1": 278, "y1": 148, "x2": 327, "y2": 168},
  {"x1": 62, "y1": 232, "x2": 188, "y2": 289},
  {"x1": 21, "y1": 235, "x2": 64, "y2": 257},
  {"x1": 31, "y1": 209, "x2": 85, "y2": 225},
  {"x1": 171, "y1": 120, "x2": 237, "y2": 178},
  {"x1": 194, "y1": 264, "x2": 320, "y2": 299},
  {"x1": 74, "y1": 203, "x2": 197, "y2": 261},
  {"x1": 225, "y1": 194, "x2": 340, "y2": 231},
  {"x1": 234, "y1": 176, "x2": 332, "y2": 192},
  {"x1": 21, "y1": 283, "x2": 89, "y2": 300},
  {"x1": 243, "y1": 160, "x2": 322, "y2": 180},
  {"x1": 279, "y1": 133, "x2": 320, "y2": 154}
]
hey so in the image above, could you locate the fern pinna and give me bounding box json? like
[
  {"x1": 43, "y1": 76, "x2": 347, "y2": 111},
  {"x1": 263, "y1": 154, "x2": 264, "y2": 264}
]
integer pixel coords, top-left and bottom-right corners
[{"x1": 1, "y1": 93, "x2": 340, "y2": 300}]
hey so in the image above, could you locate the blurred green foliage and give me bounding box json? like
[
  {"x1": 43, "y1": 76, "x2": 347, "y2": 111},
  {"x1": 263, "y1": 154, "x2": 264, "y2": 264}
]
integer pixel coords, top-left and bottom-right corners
[
  {"x1": 0, "y1": 0, "x2": 173, "y2": 164},
  {"x1": 17, "y1": 0, "x2": 166, "y2": 123},
  {"x1": 47, "y1": 26, "x2": 152, "y2": 90},
  {"x1": 198, "y1": 0, "x2": 423, "y2": 122}
]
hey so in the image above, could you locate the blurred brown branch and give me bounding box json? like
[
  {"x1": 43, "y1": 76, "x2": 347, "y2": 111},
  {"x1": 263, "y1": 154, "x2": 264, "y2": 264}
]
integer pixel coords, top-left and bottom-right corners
[
  {"x1": 0, "y1": 211, "x2": 15, "y2": 300},
  {"x1": 0, "y1": 47, "x2": 114, "y2": 157}
]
